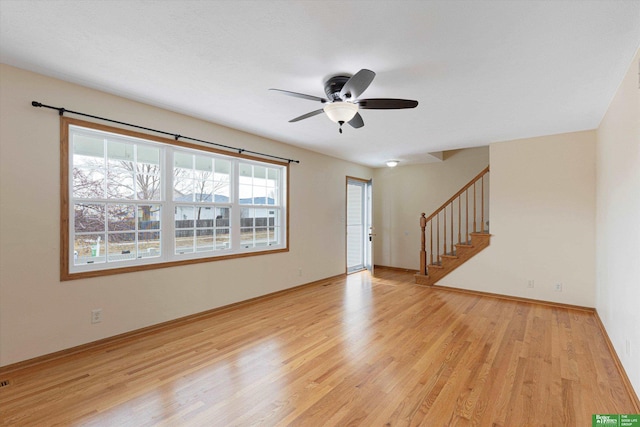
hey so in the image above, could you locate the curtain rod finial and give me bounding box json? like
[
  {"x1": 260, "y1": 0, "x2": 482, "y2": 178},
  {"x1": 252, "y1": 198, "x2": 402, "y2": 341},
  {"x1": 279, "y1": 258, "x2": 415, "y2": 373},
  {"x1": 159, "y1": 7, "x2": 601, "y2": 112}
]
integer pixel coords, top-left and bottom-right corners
[{"x1": 31, "y1": 101, "x2": 42, "y2": 107}]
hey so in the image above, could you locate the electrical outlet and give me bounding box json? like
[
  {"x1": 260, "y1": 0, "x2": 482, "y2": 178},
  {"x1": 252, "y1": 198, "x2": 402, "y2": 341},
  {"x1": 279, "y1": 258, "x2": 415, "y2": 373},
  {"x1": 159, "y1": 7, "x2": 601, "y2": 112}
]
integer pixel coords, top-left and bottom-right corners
[
  {"x1": 527, "y1": 280, "x2": 534, "y2": 288},
  {"x1": 91, "y1": 309, "x2": 102, "y2": 324},
  {"x1": 554, "y1": 283, "x2": 563, "y2": 292}
]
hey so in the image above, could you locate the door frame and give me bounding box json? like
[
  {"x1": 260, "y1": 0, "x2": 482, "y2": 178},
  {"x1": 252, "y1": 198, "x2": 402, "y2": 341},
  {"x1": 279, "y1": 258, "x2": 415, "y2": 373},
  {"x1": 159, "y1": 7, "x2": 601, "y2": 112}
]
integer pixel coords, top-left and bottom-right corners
[{"x1": 345, "y1": 176, "x2": 373, "y2": 274}]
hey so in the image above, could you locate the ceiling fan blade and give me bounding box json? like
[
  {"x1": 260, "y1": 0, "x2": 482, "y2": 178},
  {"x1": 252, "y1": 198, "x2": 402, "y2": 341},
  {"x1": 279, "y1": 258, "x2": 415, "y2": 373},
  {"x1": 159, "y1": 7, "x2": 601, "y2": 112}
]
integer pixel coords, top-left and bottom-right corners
[
  {"x1": 348, "y1": 112, "x2": 364, "y2": 129},
  {"x1": 289, "y1": 109, "x2": 324, "y2": 123},
  {"x1": 339, "y1": 69, "x2": 376, "y2": 100},
  {"x1": 357, "y1": 98, "x2": 419, "y2": 109},
  {"x1": 269, "y1": 88, "x2": 327, "y2": 103}
]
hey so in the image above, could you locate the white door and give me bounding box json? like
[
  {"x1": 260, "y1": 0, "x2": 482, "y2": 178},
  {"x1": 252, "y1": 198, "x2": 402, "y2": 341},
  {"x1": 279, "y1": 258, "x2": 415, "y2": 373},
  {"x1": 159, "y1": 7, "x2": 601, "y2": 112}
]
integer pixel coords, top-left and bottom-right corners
[
  {"x1": 346, "y1": 178, "x2": 373, "y2": 274},
  {"x1": 365, "y1": 179, "x2": 374, "y2": 275}
]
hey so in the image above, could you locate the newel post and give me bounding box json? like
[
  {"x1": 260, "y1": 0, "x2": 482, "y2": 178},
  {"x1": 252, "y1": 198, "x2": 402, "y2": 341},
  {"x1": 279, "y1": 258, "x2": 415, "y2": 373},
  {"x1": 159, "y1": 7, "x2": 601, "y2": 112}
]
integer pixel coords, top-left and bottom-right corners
[{"x1": 420, "y1": 213, "x2": 427, "y2": 275}]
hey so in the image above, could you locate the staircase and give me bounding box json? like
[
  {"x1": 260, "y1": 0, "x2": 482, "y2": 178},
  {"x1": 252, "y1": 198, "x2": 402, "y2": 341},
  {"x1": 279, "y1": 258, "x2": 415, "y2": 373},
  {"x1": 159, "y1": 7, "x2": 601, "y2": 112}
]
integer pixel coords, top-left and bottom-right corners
[{"x1": 414, "y1": 166, "x2": 490, "y2": 286}]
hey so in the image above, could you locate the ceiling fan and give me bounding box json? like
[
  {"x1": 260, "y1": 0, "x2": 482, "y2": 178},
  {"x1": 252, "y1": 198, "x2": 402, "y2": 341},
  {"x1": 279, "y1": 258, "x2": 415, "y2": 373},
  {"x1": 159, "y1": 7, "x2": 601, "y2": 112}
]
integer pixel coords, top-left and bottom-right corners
[{"x1": 270, "y1": 69, "x2": 418, "y2": 133}]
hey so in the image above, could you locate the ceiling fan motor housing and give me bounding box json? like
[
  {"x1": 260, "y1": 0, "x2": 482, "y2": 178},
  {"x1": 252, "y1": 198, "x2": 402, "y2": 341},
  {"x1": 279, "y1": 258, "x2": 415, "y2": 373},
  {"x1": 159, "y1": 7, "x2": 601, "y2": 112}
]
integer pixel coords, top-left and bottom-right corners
[{"x1": 324, "y1": 75, "x2": 351, "y2": 101}]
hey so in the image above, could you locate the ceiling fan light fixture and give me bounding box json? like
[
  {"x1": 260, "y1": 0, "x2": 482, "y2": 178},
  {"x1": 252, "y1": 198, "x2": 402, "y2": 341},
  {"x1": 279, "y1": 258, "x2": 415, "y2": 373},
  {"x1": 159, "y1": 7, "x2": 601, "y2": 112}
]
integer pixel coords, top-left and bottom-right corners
[
  {"x1": 386, "y1": 160, "x2": 399, "y2": 168},
  {"x1": 323, "y1": 102, "x2": 358, "y2": 123}
]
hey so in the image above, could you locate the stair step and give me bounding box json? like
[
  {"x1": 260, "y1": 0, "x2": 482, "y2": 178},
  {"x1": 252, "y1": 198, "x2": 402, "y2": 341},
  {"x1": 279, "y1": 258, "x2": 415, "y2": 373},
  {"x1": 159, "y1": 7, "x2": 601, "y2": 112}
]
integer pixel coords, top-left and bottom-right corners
[{"x1": 416, "y1": 233, "x2": 491, "y2": 287}]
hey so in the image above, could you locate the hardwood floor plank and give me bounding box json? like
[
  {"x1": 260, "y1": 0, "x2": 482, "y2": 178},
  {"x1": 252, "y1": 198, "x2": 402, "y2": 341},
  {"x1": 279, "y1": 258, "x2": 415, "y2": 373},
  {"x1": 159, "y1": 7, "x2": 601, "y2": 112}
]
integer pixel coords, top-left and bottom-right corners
[{"x1": 0, "y1": 269, "x2": 636, "y2": 426}]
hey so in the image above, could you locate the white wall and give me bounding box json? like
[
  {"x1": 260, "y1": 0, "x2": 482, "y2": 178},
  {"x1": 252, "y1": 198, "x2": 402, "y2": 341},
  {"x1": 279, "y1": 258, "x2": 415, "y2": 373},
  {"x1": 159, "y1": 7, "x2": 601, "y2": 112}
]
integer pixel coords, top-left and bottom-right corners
[
  {"x1": 373, "y1": 147, "x2": 489, "y2": 270},
  {"x1": 596, "y1": 49, "x2": 640, "y2": 394},
  {"x1": 442, "y1": 131, "x2": 597, "y2": 308},
  {"x1": 0, "y1": 65, "x2": 372, "y2": 366}
]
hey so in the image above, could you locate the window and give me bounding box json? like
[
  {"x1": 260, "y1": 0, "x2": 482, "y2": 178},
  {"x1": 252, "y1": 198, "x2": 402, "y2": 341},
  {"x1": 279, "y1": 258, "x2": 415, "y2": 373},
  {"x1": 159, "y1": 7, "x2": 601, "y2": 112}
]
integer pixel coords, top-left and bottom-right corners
[{"x1": 62, "y1": 117, "x2": 288, "y2": 280}]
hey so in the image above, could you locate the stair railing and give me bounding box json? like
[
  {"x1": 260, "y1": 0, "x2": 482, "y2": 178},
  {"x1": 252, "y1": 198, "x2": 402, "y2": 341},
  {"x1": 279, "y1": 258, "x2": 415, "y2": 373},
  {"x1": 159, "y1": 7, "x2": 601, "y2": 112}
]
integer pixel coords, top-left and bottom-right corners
[{"x1": 419, "y1": 166, "x2": 490, "y2": 276}]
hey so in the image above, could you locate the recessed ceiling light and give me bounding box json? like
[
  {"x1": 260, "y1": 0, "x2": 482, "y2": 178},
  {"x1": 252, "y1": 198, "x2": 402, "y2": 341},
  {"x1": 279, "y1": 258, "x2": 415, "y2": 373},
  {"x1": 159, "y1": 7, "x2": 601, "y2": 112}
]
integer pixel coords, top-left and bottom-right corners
[{"x1": 386, "y1": 160, "x2": 399, "y2": 168}]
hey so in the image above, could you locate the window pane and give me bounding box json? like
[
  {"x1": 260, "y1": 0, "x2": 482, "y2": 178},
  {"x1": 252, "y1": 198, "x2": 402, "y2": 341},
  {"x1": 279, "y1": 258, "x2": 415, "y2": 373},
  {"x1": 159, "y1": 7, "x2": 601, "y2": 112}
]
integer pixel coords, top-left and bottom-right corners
[
  {"x1": 195, "y1": 207, "x2": 214, "y2": 228},
  {"x1": 195, "y1": 155, "x2": 212, "y2": 172},
  {"x1": 73, "y1": 165, "x2": 105, "y2": 199},
  {"x1": 108, "y1": 204, "x2": 135, "y2": 232},
  {"x1": 239, "y1": 184, "x2": 252, "y2": 203},
  {"x1": 174, "y1": 151, "x2": 192, "y2": 169},
  {"x1": 267, "y1": 168, "x2": 278, "y2": 181},
  {"x1": 254, "y1": 165, "x2": 266, "y2": 180},
  {"x1": 214, "y1": 159, "x2": 230, "y2": 200},
  {"x1": 175, "y1": 205, "x2": 194, "y2": 228},
  {"x1": 241, "y1": 208, "x2": 255, "y2": 227},
  {"x1": 174, "y1": 152, "x2": 193, "y2": 201},
  {"x1": 74, "y1": 234, "x2": 105, "y2": 265},
  {"x1": 139, "y1": 231, "x2": 160, "y2": 258},
  {"x1": 137, "y1": 145, "x2": 159, "y2": 165},
  {"x1": 267, "y1": 210, "x2": 279, "y2": 245},
  {"x1": 73, "y1": 132, "x2": 104, "y2": 157},
  {"x1": 136, "y1": 148, "x2": 161, "y2": 201},
  {"x1": 267, "y1": 168, "x2": 279, "y2": 205},
  {"x1": 138, "y1": 205, "x2": 160, "y2": 230},
  {"x1": 267, "y1": 227, "x2": 278, "y2": 245},
  {"x1": 255, "y1": 224, "x2": 268, "y2": 246},
  {"x1": 136, "y1": 173, "x2": 161, "y2": 200},
  {"x1": 267, "y1": 187, "x2": 277, "y2": 205},
  {"x1": 174, "y1": 177, "x2": 194, "y2": 202},
  {"x1": 107, "y1": 140, "x2": 134, "y2": 161},
  {"x1": 107, "y1": 158, "x2": 135, "y2": 199},
  {"x1": 196, "y1": 229, "x2": 213, "y2": 252},
  {"x1": 252, "y1": 185, "x2": 267, "y2": 203},
  {"x1": 237, "y1": 163, "x2": 282, "y2": 206},
  {"x1": 215, "y1": 230, "x2": 230, "y2": 249},
  {"x1": 108, "y1": 233, "x2": 136, "y2": 261},
  {"x1": 240, "y1": 228, "x2": 254, "y2": 247},
  {"x1": 239, "y1": 163, "x2": 252, "y2": 178},
  {"x1": 216, "y1": 207, "x2": 230, "y2": 227},
  {"x1": 215, "y1": 159, "x2": 230, "y2": 175},
  {"x1": 193, "y1": 175, "x2": 213, "y2": 202},
  {"x1": 214, "y1": 182, "x2": 230, "y2": 201},
  {"x1": 175, "y1": 230, "x2": 194, "y2": 254},
  {"x1": 75, "y1": 203, "x2": 105, "y2": 233},
  {"x1": 239, "y1": 207, "x2": 277, "y2": 248}
]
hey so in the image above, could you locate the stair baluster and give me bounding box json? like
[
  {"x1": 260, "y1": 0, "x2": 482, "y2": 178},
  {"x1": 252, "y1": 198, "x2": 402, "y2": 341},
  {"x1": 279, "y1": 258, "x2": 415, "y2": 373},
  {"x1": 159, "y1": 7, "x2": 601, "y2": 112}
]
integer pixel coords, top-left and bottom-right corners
[
  {"x1": 443, "y1": 207, "x2": 447, "y2": 257},
  {"x1": 416, "y1": 166, "x2": 490, "y2": 285}
]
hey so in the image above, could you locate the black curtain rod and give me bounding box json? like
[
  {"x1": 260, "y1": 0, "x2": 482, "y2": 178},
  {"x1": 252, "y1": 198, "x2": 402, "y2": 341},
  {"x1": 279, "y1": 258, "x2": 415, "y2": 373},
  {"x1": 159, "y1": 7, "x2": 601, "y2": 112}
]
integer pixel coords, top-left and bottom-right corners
[{"x1": 31, "y1": 101, "x2": 300, "y2": 164}]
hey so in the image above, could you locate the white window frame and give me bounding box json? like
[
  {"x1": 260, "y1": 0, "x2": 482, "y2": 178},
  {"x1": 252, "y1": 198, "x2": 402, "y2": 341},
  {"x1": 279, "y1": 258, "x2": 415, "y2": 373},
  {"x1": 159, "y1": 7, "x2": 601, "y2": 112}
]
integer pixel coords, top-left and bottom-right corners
[{"x1": 61, "y1": 117, "x2": 288, "y2": 280}]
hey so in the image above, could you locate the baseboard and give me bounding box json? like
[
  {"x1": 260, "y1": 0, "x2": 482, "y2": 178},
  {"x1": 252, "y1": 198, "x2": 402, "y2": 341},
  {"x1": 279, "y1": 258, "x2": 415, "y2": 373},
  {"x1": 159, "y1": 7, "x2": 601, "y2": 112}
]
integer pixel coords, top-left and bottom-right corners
[
  {"x1": 593, "y1": 310, "x2": 640, "y2": 413},
  {"x1": 374, "y1": 265, "x2": 418, "y2": 274},
  {"x1": 0, "y1": 273, "x2": 346, "y2": 375},
  {"x1": 429, "y1": 284, "x2": 595, "y2": 312}
]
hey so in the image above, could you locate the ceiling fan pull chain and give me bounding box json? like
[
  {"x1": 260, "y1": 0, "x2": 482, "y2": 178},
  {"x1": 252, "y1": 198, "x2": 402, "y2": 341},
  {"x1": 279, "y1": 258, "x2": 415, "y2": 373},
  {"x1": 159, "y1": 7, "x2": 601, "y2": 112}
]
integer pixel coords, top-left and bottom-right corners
[{"x1": 338, "y1": 120, "x2": 344, "y2": 134}]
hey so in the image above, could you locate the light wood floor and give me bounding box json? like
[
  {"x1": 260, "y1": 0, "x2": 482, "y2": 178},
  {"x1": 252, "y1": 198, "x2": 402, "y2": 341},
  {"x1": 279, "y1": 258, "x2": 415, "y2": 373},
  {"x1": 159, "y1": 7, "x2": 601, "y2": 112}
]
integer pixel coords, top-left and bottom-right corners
[{"x1": 0, "y1": 269, "x2": 636, "y2": 426}]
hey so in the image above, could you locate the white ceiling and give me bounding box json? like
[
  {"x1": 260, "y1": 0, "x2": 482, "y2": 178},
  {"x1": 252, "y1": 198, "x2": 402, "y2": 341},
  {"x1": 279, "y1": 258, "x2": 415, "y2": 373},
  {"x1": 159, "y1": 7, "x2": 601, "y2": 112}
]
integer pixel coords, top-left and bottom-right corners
[{"x1": 1, "y1": 0, "x2": 639, "y2": 167}]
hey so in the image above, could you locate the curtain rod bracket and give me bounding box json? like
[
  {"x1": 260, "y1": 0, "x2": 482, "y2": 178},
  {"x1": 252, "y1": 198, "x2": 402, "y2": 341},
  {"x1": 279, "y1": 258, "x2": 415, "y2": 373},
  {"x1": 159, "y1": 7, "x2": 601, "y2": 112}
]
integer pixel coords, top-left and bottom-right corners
[
  {"x1": 58, "y1": 108, "x2": 65, "y2": 116},
  {"x1": 174, "y1": 134, "x2": 181, "y2": 141}
]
